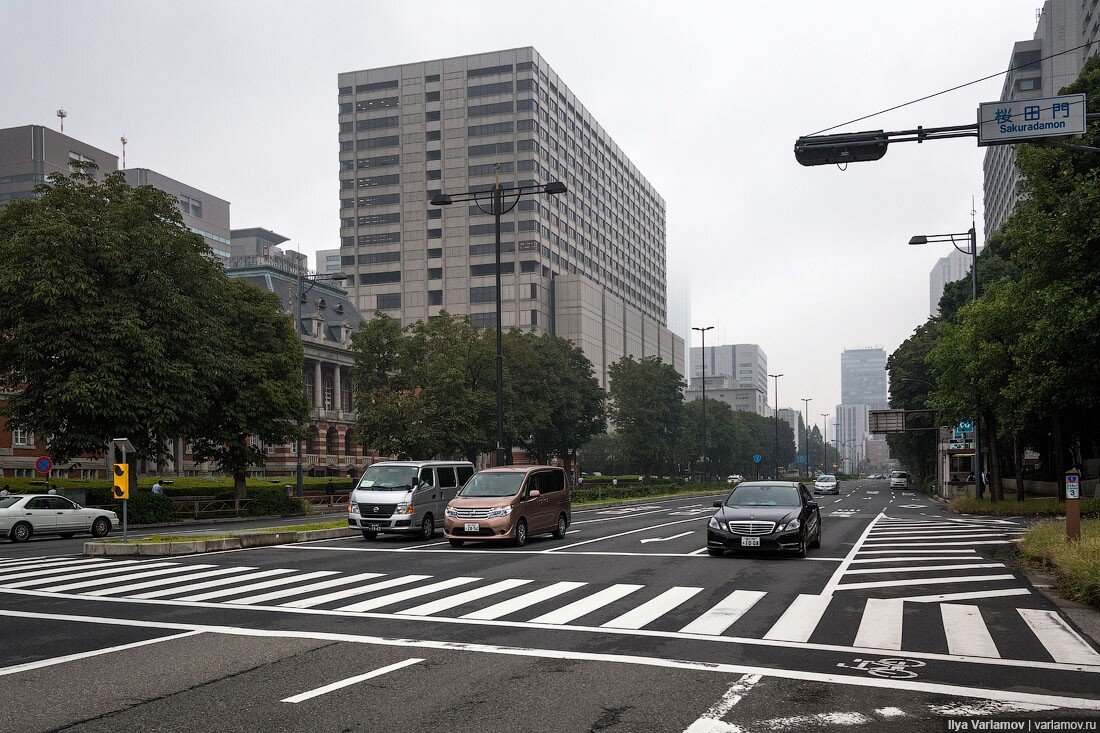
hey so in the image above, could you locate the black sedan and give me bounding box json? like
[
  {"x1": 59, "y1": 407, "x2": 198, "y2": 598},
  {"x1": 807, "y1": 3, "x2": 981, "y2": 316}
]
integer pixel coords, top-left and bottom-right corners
[{"x1": 706, "y1": 481, "x2": 822, "y2": 558}]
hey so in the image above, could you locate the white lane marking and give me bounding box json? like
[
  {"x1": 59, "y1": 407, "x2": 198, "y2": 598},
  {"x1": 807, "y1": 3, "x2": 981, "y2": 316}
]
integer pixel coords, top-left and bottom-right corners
[
  {"x1": 822, "y1": 512, "x2": 884, "y2": 596},
  {"x1": 284, "y1": 545, "x2": 792, "y2": 559},
  {"x1": 337, "y1": 577, "x2": 481, "y2": 613},
  {"x1": 545, "y1": 517, "x2": 705, "y2": 552},
  {"x1": 280, "y1": 658, "x2": 424, "y2": 703},
  {"x1": 682, "y1": 673, "x2": 760, "y2": 733},
  {"x1": 1019, "y1": 608, "x2": 1100, "y2": 665},
  {"x1": 900, "y1": 588, "x2": 1032, "y2": 603},
  {"x1": 603, "y1": 586, "x2": 704, "y2": 629},
  {"x1": 181, "y1": 571, "x2": 341, "y2": 602},
  {"x1": 640, "y1": 531, "x2": 694, "y2": 544},
  {"x1": 85, "y1": 566, "x2": 256, "y2": 596},
  {"x1": 0, "y1": 558, "x2": 99, "y2": 573},
  {"x1": 930, "y1": 700, "x2": 1057, "y2": 715},
  {"x1": 229, "y1": 572, "x2": 387, "y2": 605},
  {"x1": 763, "y1": 594, "x2": 832, "y2": 642},
  {"x1": 680, "y1": 590, "x2": 767, "y2": 635},
  {"x1": 131, "y1": 568, "x2": 299, "y2": 599},
  {"x1": 850, "y1": 556, "x2": 983, "y2": 564},
  {"x1": 844, "y1": 563, "x2": 1004, "y2": 575},
  {"x1": 6, "y1": 608, "x2": 1100, "y2": 710},
  {"x1": 3, "y1": 586, "x2": 1088, "y2": 674},
  {"x1": 0, "y1": 559, "x2": 145, "y2": 584},
  {"x1": 462, "y1": 581, "x2": 587, "y2": 620},
  {"x1": 853, "y1": 598, "x2": 903, "y2": 650},
  {"x1": 869, "y1": 528, "x2": 1025, "y2": 536},
  {"x1": 875, "y1": 707, "x2": 908, "y2": 718},
  {"x1": 688, "y1": 547, "x2": 710, "y2": 556},
  {"x1": 941, "y1": 604, "x2": 1000, "y2": 658},
  {"x1": 860, "y1": 541, "x2": 1018, "y2": 548},
  {"x1": 398, "y1": 579, "x2": 534, "y2": 616},
  {"x1": 865, "y1": 534, "x2": 1021, "y2": 542},
  {"x1": 856, "y1": 549, "x2": 977, "y2": 555},
  {"x1": 837, "y1": 575, "x2": 1017, "y2": 591},
  {"x1": 754, "y1": 712, "x2": 874, "y2": 729},
  {"x1": 530, "y1": 584, "x2": 644, "y2": 625},
  {"x1": 46, "y1": 564, "x2": 216, "y2": 593},
  {"x1": 0, "y1": 630, "x2": 204, "y2": 677},
  {"x1": 283, "y1": 575, "x2": 430, "y2": 609},
  {"x1": 398, "y1": 541, "x2": 451, "y2": 550}
]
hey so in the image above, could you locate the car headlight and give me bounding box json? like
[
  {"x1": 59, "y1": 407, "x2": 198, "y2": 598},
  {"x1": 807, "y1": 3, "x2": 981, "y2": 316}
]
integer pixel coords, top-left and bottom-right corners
[
  {"x1": 708, "y1": 516, "x2": 723, "y2": 530},
  {"x1": 779, "y1": 518, "x2": 801, "y2": 532},
  {"x1": 394, "y1": 503, "x2": 414, "y2": 515},
  {"x1": 445, "y1": 506, "x2": 459, "y2": 518},
  {"x1": 487, "y1": 505, "x2": 512, "y2": 518},
  {"x1": 348, "y1": 502, "x2": 358, "y2": 514}
]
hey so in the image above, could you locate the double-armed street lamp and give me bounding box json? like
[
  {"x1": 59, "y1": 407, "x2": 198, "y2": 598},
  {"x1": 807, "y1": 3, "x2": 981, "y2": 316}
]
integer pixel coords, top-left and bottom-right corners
[
  {"x1": 801, "y1": 398, "x2": 813, "y2": 477},
  {"x1": 909, "y1": 227, "x2": 983, "y2": 497},
  {"x1": 431, "y1": 177, "x2": 567, "y2": 467},
  {"x1": 820, "y1": 413, "x2": 829, "y2": 474},
  {"x1": 769, "y1": 373, "x2": 783, "y2": 478},
  {"x1": 692, "y1": 326, "x2": 714, "y2": 481}
]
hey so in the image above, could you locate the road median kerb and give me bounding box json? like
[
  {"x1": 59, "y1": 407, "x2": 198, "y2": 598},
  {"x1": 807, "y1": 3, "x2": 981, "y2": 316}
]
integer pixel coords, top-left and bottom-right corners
[{"x1": 83, "y1": 527, "x2": 357, "y2": 557}]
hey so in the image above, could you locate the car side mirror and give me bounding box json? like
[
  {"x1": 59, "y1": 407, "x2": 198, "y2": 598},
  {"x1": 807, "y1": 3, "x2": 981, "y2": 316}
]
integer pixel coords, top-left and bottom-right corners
[
  {"x1": 528, "y1": 489, "x2": 541, "y2": 498},
  {"x1": 712, "y1": 501, "x2": 722, "y2": 508},
  {"x1": 807, "y1": 501, "x2": 818, "y2": 510}
]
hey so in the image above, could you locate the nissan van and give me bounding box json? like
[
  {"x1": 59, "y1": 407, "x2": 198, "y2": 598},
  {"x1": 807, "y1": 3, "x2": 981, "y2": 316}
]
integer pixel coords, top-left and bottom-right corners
[
  {"x1": 443, "y1": 465, "x2": 570, "y2": 547},
  {"x1": 349, "y1": 461, "x2": 475, "y2": 540}
]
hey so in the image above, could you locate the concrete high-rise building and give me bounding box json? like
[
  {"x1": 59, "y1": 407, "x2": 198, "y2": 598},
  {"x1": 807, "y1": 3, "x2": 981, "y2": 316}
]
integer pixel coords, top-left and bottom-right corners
[
  {"x1": 666, "y1": 264, "x2": 691, "y2": 380},
  {"x1": 687, "y1": 344, "x2": 768, "y2": 416},
  {"x1": 0, "y1": 125, "x2": 117, "y2": 209},
  {"x1": 777, "y1": 408, "x2": 803, "y2": 453},
  {"x1": 316, "y1": 248, "x2": 343, "y2": 274},
  {"x1": 337, "y1": 47, "x2": 682, "y2": 387},
  {"x1": 841, "y1": 348, "x2": 888, "y2": 406},
  {"x1": 984, "y1": 0, "x2": 1085, "y2": 236},
  {"x1": 929, "y1": 248, "x2": 974, "y2": 317},
  {"x1": 683, "y1": 376, "x2": 769, "y2": 417},
  {"x1": 231, "y1": 228, "x2": 308, "y2": 273},
  {"x1": 122, "y1": 168, "x2": 231, "y2": 261}
]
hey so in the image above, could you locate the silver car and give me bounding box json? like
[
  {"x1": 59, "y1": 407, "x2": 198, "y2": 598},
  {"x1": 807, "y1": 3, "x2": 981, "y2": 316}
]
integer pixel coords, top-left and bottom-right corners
[
  {"x1": 0, "y1": 493, "x2": 119, "y2": 543},
  {"x1": 349, "y1": 461, "x2": 475, "y2": 541}
]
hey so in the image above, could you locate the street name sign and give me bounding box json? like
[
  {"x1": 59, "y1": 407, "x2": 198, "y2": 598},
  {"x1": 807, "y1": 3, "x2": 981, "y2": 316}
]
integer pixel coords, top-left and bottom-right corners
[{"x1": 978, "y1": 94, "x2": 1086, "y2": 146}]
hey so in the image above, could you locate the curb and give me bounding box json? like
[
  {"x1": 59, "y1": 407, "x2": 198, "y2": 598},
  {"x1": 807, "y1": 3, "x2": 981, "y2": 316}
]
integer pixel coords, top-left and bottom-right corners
[
  {"x1": 84, "y1": 527, "x2": 357, "y2": 557},
  {"x1": 125, "y1": 508, "x2": 346, "y2": 531}
]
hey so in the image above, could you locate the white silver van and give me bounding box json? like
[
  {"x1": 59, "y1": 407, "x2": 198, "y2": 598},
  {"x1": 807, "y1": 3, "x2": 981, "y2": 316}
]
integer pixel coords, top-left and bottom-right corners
[{"x1": 349, "y1": 461, "x2": 475, "y2": 540}]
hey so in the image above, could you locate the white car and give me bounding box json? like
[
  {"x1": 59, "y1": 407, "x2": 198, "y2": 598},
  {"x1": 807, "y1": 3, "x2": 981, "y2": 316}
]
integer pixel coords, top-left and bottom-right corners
[
  {"x1": 889, "y1": 471, "x2": 910, "y2": 490},
  {"x1": 0, "y1": 493, "x2": 118, "y2": 543},
  {"x1": 813, "y1": 474, "x2": 840, "y2": 495},
  {"x1": 726, "y1": 475, "x2": 744, "y2": 485}
]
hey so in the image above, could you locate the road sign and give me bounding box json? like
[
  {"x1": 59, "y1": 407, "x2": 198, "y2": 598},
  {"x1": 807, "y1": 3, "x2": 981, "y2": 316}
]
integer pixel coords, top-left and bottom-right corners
[
  {"x1": 1066, "y1": 472, "x2": 1080, "y2": 500},
  {"x1": 753, "y1": 455, "x2": 762, "y2": 464},
  {"x1": 796, "y1": 455, "x2": 807, "y2": 463},
  {"x1": 34, "y1": 456, "x2": 53, "y2": 475},
  {"x1": 978, "y1": 94, "x2": 1086, "y2": 146},
  {"x1": 957, "y1": 420, "x2": 974, "y2": 432}
]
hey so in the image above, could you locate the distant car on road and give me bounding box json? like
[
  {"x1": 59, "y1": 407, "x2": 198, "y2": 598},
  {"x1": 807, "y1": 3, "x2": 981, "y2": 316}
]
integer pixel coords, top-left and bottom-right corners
[
  {"x1": 726, "y1": 475, "x2": 744, "y2": 485},
  {"x1": 889, "y1": 470, "x2": 911, "y2": 490},
  {"x1": 0, "y1": 493, "x2": 118, "y2": 543},
  {"x1": 813, "y1": 474, "x2": 840, "y2": 495},
  {"x1": 706, "y1": 481, "x2": 821, "y2": 558}
]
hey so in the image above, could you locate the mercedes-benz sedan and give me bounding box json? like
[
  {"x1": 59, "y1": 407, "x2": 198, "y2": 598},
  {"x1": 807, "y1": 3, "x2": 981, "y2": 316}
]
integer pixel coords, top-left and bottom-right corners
[
  {"x1": 706, "y1": 481, "x2": 821, "y2": 558},
  {"x1": 0, "y1": 493, "x2": 118, "y2": 543}
]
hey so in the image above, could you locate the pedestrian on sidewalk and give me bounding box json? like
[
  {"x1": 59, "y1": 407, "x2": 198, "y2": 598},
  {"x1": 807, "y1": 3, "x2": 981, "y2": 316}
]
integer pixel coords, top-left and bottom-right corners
[{"x1": 151, "y1": 479, "x2": 163, "y2": 495}]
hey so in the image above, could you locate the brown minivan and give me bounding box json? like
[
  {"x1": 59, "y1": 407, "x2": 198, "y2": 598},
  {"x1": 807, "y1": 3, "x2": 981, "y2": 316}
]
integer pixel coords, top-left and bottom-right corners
[{"x1": 443, "y1": 466, "x2": 570, "y2": 548}]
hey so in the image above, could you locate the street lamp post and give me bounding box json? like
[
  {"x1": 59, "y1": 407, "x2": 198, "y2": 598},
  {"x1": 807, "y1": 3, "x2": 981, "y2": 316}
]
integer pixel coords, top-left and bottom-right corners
[
  {"x1": 834, "y1": 422, "x2": 840, "y2": 473},
  {"x1": 910, "y1": 226, "x2": 982, "y2": 497},
  {"x1": 692, "y1": 326, "x2": 714, "y2": 481},
  {"x1": 801, "y1": 397, "x2": 813, "y2": 478},
  {"x1": 821, "y1": 413, "x2": 829, "y2": 474},
  {"x1": 769, "y1": 373, "x2": 783, "y2": 478},
  {"x1": 432, "y1": 178, "x2": 567, "y2": 467},
  {"x1": 295, "y1": 266, "x2": 347, "y2": 498}
]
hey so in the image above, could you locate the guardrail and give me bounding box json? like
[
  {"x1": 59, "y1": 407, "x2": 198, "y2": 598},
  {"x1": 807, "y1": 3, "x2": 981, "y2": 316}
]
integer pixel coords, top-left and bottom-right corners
[
  {"x1": 172, "y1": 497, "x2": 256, "y2": 520},
  {"x1": 302, "y1": 493, "x2": 351, "y2": 508}
]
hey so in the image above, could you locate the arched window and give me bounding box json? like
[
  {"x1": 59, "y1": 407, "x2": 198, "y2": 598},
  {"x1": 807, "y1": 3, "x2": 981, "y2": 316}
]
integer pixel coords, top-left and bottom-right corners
[
  {"x1": 305, "y1": 427, "x2": 319, "y2": 455},
  {"x1": 344, "y1": 428, "x2": 356, "y2": 456},
  {"x1": 304, "y1": 372, "x2": 315, "y2": 407},
  {"x1": 341, "y1": 378, "x2": 352, "y2": 411},
  {"x1": 323, "y1": 375, "x2": 334, "y2": 410},
  {"x1": 326, "y1": 427, "x2": 339, "y2": 455}
]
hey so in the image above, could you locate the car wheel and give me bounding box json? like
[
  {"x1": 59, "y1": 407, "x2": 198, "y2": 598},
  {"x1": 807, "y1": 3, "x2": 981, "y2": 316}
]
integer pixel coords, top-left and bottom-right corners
[
  {"x1": 448, "y1": 538, "x2": 464, "y2": 548},
  {"x1": 513, "y1": 519, "x2": 528, "y2": 547},
  {"x1": 361, "y1": 529, "x2": 378, "y2": 540},
  {"x1": 91, "y1": 517, "x2": 110, "y2": 538},
  {"x1": 707, "y1": 549, "x2": 725, "y2": 557},
  {"x1": 418, "y1": 515, "x2": 434, "y2": 540},
  {"x1": 810, "y1": 523, "x2": 821, "y2": 549},
  {"x1": 552, "y1": 514, "x2": 568, "y2": 539},
  {"x1": 10, "y1": 522, "x2": 32, "y2": 543}
]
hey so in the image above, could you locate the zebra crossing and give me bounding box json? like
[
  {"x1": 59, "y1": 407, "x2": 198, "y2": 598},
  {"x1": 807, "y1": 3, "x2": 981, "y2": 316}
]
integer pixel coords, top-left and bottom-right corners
[{"x1": 0, "y1": 552, "x2": 1097, "y2": 667}]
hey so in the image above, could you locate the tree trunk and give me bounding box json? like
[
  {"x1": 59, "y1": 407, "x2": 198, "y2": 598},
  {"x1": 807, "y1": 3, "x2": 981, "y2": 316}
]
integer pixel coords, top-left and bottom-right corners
[
  {"x1": 233, "y1": 470, "x2": 247, "y2": 502},
  {"x1": 984, "y1": 411, "x2": 1003, "y2": 501},
  {"x1": 1013, "y1": 434, "x2": 1026, "y2": 502},
  {"x1": 1052, "y1": 411, "x2": 1066, "y2": 501}
]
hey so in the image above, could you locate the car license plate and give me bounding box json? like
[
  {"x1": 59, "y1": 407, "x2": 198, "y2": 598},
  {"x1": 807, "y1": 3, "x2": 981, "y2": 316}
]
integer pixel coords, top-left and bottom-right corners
[
  {"x1": 464, "y1": 523, "x2": 480, "y2": 532},
  {"x1": 740, "y1": 536, "x2": 761, "y2": 547},
  {"x1": 365, "y1": 524, "x2": 382, "y2": 532}
]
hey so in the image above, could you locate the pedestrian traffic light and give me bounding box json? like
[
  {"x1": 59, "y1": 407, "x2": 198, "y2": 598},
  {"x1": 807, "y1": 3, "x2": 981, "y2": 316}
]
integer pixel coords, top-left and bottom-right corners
[{"x1": 112, "y1": 464, "x2": 129, "y2": 499}]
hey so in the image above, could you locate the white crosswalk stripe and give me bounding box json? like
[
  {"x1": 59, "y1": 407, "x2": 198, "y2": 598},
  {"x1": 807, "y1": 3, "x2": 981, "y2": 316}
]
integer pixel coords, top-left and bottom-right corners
[
  {"x1": 602, "y1": 586, "x2": 703, "y2": 630},
  {"x1": 680, "y1": 590, "x2": 766, "y2": 635},
  {"x1": 529, "y1": 584, "x2": 644, "y2": 625},
  {"x1": 462, "y1": 581, "x2": 587, "y2": 620},
  {"x1": 1019, "y1": 609, "x2": 1100, "y2": 665},
  {"x1": 229, "y1": 572, "x2": 386, "y2": 606},
  {"x1": 132, "y1": 568, "x2": 300, "y2": 599},
  {"x1": 336, "y1": 577, "x2": 481, "y2": 613},
  {"x1": 941, "y1": 604, "x2": 1000, "y2": 658},
  {"x1": 85, "y1": 566, "x2": 255, "y2": 596},
  {"x1": 854, "y1": 598, "x2": 904, "y2": 650},
  {"x1": 179, "y1": 571, "x2": 340, "y2": 602},
  {"x1": 2, "y1": 561, "x2": 176, "y2": 589},
  {"x1": 763, "y1": 593, "x2": 832, "y2": 642},
  {"x1": 282, "y1": 574, "x2": 430, "y2": 609}
]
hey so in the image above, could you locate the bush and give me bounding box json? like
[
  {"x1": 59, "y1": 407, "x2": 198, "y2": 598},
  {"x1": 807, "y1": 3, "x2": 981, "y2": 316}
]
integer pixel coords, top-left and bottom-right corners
[
  {"x1": 246, "y1": 487, "x2": 307, "y2": 517},
  {"x1": 950, "y1": 496, "x2": 1100, "y2": 518},
  {"x1": 1019, "y1": 519, "x2": 1100, "y2": 608},
  {"x1": 114, "y1": 492, "x2": 175, "y2": 524}
]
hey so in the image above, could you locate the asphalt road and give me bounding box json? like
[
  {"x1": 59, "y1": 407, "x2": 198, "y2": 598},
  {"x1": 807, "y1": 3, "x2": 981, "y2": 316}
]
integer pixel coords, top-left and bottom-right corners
[{"x1": 0, "y1": 479, "x2": 1097, "y2": 732}]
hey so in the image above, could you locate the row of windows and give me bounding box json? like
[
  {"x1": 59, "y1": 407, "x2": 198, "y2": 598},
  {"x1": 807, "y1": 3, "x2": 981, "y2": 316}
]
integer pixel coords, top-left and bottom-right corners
[
  {"x1": 469, "y1": 162, "x2": 513, "y2": 176},
  {"x1": 341, "y1": 251, "x2": 401, "y2": 266},
  {"x1": 341, "y1": 212, "x2": 401, "y2": 226},
  {"x1": 359, "y1": 154, "x2": 399, "y2": 169},
  {"x1": 377, "y1": 293, "x2": 401, "y2": 310},
  {"x1": 467, "y1": 81, "x2": 513, "y2": 97},
  {"x1": 468, "y1": 121, "x2": 513, "y2": 137},
  {"x1": 469, "y1": 101, "x2": 513, "y2": 117},
  {"x1": 468, "y1": 64, "x2": 513, "y2": 78},
  {"x1": 361, "y1": 270, "x2": 401, "y2": 284},
  {"x1": 357, "y1": 116, "x2": 399, "y2": 131},
  {"x1": 469, "y1": 284, "x2": 539, "y2": 302},
  {"x1": 357, "y1": 97, "x2": 398, "y2": 111},
  {"x1": 359, "y1": 174, "x2": 399, "y2": 187},
  {"x1": 469, "y1": 141, "x2": 513, "y2": 157}
]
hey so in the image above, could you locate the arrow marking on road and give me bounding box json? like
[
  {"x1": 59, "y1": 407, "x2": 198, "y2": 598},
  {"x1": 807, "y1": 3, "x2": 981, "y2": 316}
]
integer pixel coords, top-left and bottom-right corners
[{"x1": 640, "y1": 531, "x2": 694, "y2": 544}]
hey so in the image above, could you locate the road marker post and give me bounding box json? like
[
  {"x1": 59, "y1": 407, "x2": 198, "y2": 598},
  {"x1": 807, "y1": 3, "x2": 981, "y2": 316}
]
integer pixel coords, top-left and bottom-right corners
[{"x1": 1065, "y1": 468, "x2": 1081, "y2": 543}]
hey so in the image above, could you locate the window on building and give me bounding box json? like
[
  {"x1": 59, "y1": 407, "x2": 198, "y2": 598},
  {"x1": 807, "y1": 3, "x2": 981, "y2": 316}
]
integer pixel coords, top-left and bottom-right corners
[
  {"x1": 360, "y1": 271, "x2": 402, "y2": 284},
  {"x1": 426, "y1": 130, "x2": 441, "y2": 141},
  {"x1": 356, "y1": 97, "x2": 398, "y2": 112},
  {"x1": 427, "y1": 169, "x2": 442, "y2": 180},
  {"x1": 358, "y1": 135, "x2": 399, "y2": 150},
  {"x1": 427, "y1": 247, "x2": 442, "y2": 259},
  {"x1": 357, "y1": 116, "x2": 399, "y2": 131},
  {"x1": 340, "y1": 121, "x2": 353, "y2": 133},
  {"x1": 356, "y1": 251, "x2": 400, "y2": 265},
  {"x1": 516, "y1": 61, "x2": 536, "y2": 72},
  {"x1": 428, "y1": 267, "x2": 443, "y2": 280},
  {"x1": 470, "y1": 222, "x2": 514, "y2": 236},
  {"x1": 339, "y1": 86, "x2": 353, "y2": 95},
  {"x1": 469, "y1": 162, "x2": 514, "y2": 177},
  {"x1": 428, "y1": 290, "x2": 443, "y2": 306},
  {"x1": 530, "y1": 309, "x2": 538, "y2": 326},
  {"x1": 323, "y1": 376, "x2": 334, "y2": 410},
  {"x1": 339, "y1": 102, "x2": 353, "y2": 114},
  {"x1": 358, "y1": 154, "x2": 400, "y2": 168},
  {"x1": 468, "y1": 121, "x2": 514, "y2": 137},
  {"x1": 467, "y1": 64, "x2": 513, "y2": 78},
  {"x1": 469, "y1": 141, "x2": 514, "y2": 157},
  {"x1": 12, "y1": 428, "x2": 32, "y2": 447},
  {"x1": 358, "y1": 174, "x2": 400, "y2": 187},
  {"x1": 470, "y1": 262, "x2": 515, "y2": 277},
  {"x1": 467, "y1": 81, "x2": 514, "y2": 97},
  {"x1": 520, "y1": 260, "x2": 538, "y2": 273},
  {"x1": 427, "y1": 209, "x2": 442, "y2": 219},
  {"x1": 358, "y1": 212, "x2": 401, "y2": 225},
  {"x1": 468, "y1": 101, "x2": 514, "y2": 117},
  {"x1": 469, "y1": 312, "x2": 498, "y2": 328},
  {"x1": 528, "y1": 283, "x2": 538, "y2": 299},
  {"x1": 1017, "y1": 77, "x2": 1039, "y2": 91},
  {"x1": 426, "y1": 149, "x2": 441, "y2": 161},
  {"x1": 470, "y1": 286, "x2": 496, "y2": 303},
  {"x1": 517, "y1": 118, "x2": 536, "y2": 132},
  {"x1": 376, "y1": 293, "x2": 401, "y2": 310},
  {"x1": 358, "y1": 232, "x2": 401, "y2": 245},
  {"x1": 340, "y1": 141, "x2": 354, "y2": 152},
  {"x1": 424, "y1": 74, "x2": 440, "y2": 83},
  {"x1": 358, "y1": 193, "x2": 400, "y2": 207},
  {"x1": 427, "y1": 228, "x2": 442, "y2": 239},
  {"x1": 356, "y1": 80, "x2": 398, "y2": 92},
  {"x1": 425, "y1": 111, "x2": 441, "y2": 122},
  {"x1": 470, "y1": 242, "x2": 515, "y2": 256}
]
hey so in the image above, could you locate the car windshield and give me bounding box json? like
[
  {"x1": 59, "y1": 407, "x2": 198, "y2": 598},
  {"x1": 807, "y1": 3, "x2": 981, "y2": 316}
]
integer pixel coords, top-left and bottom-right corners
[
  {"x1": 459, "y1": 472, "x2": 525, "y2": 498},
  {"x1": 891, "y1": 472, "x2": 908, "y2": 478},
  {"x1": 725, "y1": 485, "x2": 801, "y2": 507},
  {"x1": 357, "y1": 466, "x2": 418, "y2": 490},
  {"x1": 817, "y1": 475, "x2": 836, "y2": 482},
  {"x1": 0, "y1": 497, "x2": 22, "y2": 509}
]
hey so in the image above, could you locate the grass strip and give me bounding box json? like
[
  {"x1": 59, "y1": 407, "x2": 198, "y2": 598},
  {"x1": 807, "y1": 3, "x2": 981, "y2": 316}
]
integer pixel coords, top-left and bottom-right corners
[
  {"x1": 1018, "y1": 519, "x2": 1100, "y2": 609},
  {"x1": 950, "y1": 495, "x2": 1100, "y2": 518},
  {"x1": 106, "y1": 519, "x2": 348, "y2": 543}
]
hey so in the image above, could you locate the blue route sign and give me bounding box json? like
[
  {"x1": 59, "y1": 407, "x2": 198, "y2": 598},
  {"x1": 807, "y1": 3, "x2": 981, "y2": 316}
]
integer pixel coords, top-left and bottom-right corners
[
  {"x1": 753, "y1": 454, "x2": 762, "y2": 464},
  {"x1": 796, "y1": 455, "x2": 807, "y2": 464}
]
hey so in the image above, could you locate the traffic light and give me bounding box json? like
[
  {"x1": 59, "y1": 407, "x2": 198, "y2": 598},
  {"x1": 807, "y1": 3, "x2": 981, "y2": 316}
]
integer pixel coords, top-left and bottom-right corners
[
  {"x1": 112, "y1": 464, "x2": 129, "y2": 499},
  {"x1": 794, "y1": 131, "x2": 889, "y2": 166}
]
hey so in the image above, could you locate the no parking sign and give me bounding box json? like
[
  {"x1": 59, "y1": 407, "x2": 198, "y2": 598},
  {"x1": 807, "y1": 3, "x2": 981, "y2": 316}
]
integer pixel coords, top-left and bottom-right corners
[{"x1": 34, "y1": 456, "x2": 53, "y2": 475}]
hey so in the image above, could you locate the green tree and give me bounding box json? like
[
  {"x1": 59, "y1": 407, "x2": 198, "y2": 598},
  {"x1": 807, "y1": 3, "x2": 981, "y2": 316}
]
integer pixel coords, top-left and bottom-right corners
[
  {"x1": 728, "y1": 410, "x2": 795, "y2": 478},
  {"x1": 578, "y1": 432, "x2": 622, "y2": 474},
  {"x1": 607, "y1": 356, "x2": 685, "y2": 476},
  {"x1": 189, "y1": 280, "x2": 311, "y2": 499},
  {"x1": 886, "y1": 320, "x2": 941, "y2": 489},
  {"x1": 0, "y1": 169, "x2": 229, "y2": 464}
]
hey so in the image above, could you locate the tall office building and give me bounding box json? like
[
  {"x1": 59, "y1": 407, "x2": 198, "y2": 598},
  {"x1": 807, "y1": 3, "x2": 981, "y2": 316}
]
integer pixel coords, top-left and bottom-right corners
[
  {"x1": 838, "y1": 348, "x2": 888, "y2": 474},
  {"x1": 122, "y1": 168, "x2": 231, "y2": 261},
  {"x1": 0, "y1": 125, "x2": 117, "y2": 208},
  {"x1": 316, "y1": 248, "x2": 343, "y2": 274},
  {"x1": 777, "y1": 408, "x2": 803, "y2": 453},
  {"x1": 929, "y1": 248, "x2": 975, "y2": 317},
  {"x1": 666, "y1": 263, "x2": 691, "y2": 380},
  {"x1": 984, "y1": 0, "x2": 1085, "y2": 236},
  {"x1": 337, "y1": 48, "x2": 682, "y2": 387},
  {"x1": 685, "y1": 343, "x2": 769, "y2": 416}
]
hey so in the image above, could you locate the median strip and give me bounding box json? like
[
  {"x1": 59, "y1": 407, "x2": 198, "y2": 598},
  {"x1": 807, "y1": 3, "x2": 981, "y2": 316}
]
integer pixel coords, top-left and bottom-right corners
[{"x1": 84, "y1": 522, "x2": 356, "y2": 557}]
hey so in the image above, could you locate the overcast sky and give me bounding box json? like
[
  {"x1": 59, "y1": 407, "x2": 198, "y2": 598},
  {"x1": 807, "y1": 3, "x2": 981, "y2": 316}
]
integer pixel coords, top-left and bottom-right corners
[{"x1": 2, "y1": 0, "x2": 1045, "y2": 419}]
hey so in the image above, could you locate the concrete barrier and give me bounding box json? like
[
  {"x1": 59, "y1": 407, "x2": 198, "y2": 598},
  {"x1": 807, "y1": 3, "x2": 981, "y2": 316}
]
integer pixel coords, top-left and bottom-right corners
[{"x1": 84, "y1": 526, "x2": 358, "y2": 556}]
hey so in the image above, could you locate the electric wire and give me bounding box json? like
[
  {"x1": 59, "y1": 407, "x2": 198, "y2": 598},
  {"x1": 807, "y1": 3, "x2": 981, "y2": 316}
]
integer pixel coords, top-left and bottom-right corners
[{"x1": 807, "y1": 41, "x2": 1091, "y2": 136}]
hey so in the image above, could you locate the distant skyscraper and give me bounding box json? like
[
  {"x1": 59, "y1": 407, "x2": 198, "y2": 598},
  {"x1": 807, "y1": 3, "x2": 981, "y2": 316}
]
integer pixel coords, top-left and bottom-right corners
[
  {"x1": 929, "y1": 248, "x2": 974, "y2": 317},
  {"x1": 686, "y1": 343, "x2": 768, "y2": 416},
  {"x1": 316, "y1": 248, "x2": 342, "y2": 274},
  {"x1": 841, "y1": 348, "x2": 888, "y2": 406},
  {"x1": 666, "y1": 264, "x2": 691, "y2": 380}
]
